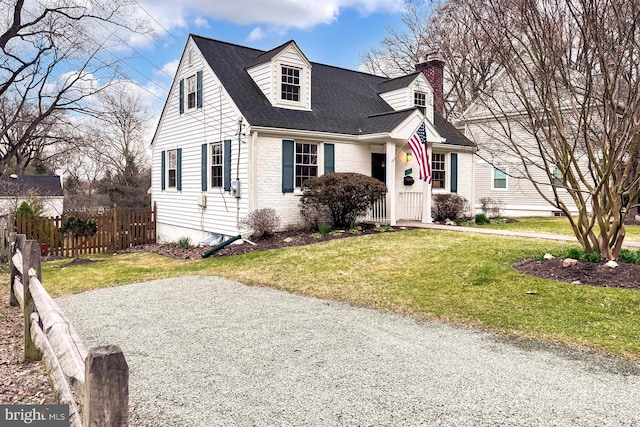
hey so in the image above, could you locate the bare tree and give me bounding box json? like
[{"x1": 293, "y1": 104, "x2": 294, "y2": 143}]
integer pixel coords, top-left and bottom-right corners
[
  {"x1": 81, "y1": 83, "x2": 151, "y2": 209},
  {"x1": 361, "y1": 0, "x2": 502, "y2": 119},
  {"x1": 466, "y1": 0, "x2": 640, "y2": 259},
  {"x1": 0, "y1": 0, "x2": 150, "y2": 174},
  {"x1": 360, "y1": 1, "x2": 428, "y2": 77},
  {"x1": 0, "y1": 96, "x2": 75, "y2": 173}
]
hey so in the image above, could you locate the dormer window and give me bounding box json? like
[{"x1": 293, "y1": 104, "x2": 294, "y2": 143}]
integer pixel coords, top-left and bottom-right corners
[
  {"x1": 414, "y1": 91, "x2": 427, "y2": 108},
  {"x1": 281, "y1": 66, "x2": 301, "y2": 102},
  {"x1": 246, "y1": 41, "x2": 311, "y2": 110}
]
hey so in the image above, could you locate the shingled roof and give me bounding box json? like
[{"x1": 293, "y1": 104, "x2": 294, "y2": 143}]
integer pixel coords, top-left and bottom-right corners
[
  {"x1": 0, "y1": 175, "x2": 63, "y2": 197},
  {"x1": 191, "y1": 34, "x2": 474, "y2": 147}
]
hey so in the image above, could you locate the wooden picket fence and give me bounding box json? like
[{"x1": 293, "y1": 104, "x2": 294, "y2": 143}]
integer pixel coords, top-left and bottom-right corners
[{"x1": 9, "y1": 207, "x2": 156, "y2": 258}]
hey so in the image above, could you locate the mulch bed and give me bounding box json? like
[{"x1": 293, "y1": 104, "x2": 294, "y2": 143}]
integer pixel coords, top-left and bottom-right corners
[
  {"x1": 514, "y1": 257, "x2": 640, "y2": 290},
  {"x1": 118, "y1": 226, "x2": 411, "y2": 259}
]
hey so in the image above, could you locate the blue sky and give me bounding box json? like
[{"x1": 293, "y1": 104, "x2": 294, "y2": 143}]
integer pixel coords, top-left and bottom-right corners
[{"x1": 113, "y1": 0, "x2": 410, "y2": 119}]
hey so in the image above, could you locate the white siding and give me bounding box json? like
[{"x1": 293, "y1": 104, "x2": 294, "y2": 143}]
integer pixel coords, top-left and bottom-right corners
[
  {"x1": 379, "y1": 75, "x2": 434, "y2": 122},
  {"x1": 468, "y1": 118, "x2": 580, "y2": 217},
  {"x1": 380, "y1": 88, "x2": 410, "y2": 111},
  {"x1": 152, "y1": 40, "x2": 249, "y2": 243},
  {"x1": 0, "y1": 197, "x2": 63, "y2": 217},
  {"x1": 247, "y1": 62, "x2": 272, "y2": 101}
]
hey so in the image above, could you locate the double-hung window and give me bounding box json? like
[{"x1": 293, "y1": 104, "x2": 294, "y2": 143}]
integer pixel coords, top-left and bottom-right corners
[
  {"x1": 493, "y1": 168, "x2": 507, "y2": 189},
  {"x1": 186, "y1": 75, "x2": 196, "y2": 110},
  {"x1": 551, "y1": 166, "x2": 563, "y2": 187},
  {"x1": 414, "y1": 91, "x2": 427, "y2": 108},
  {"x1": 295, "y1": 142, "x2": 317, "y2": 187},
  {"x1": 281, "y1": 66, "x2": 301, "y2": 102},
  {"x1": 210, "y1": 142, "x2": 223, "y2": 188},
  {"x1": 167, "y1": 149, "x2": 177, "y2": 188},
  {"x1": 431, "y1": 153, "x2": 446, "y2": 189}
]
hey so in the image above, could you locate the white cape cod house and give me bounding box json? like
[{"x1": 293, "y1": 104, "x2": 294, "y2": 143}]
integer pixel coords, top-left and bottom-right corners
[{"x1": 150, "y1": 35, "x2": 475, "y2": 243}]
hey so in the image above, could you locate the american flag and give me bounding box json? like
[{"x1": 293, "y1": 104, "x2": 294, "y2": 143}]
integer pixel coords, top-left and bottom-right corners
[{"x1": 407, "y1": 122, "x2": 432, "y2": 183}]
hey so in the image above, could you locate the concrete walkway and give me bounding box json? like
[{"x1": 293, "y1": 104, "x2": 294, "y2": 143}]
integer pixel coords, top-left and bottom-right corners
[{"x1": 398, "y1": 221, "x2": 640, "y2": 248}]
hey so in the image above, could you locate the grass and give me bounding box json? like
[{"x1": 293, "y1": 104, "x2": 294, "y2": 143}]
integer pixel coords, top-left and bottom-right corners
[
  {"x1": 42, "y1": 229, "x2": 640, "y2": 362},
  {"x1": 478, "y1": 216, "x2": 640, "y2": 241}
]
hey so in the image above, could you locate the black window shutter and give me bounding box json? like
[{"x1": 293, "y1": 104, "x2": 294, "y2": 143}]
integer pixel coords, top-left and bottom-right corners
[
  {"x1": 450, "y1": 153, "x2": 458, "y2": 193},
  {"x1": 177, "y1": 148, "x2": 182, "y2": 191},
  {"x1": 201, "y1": 143, "x2": 208, "y2": 191},
  {"x1": 179, "y1": 79, "x2": 184, "y2": 114},
  {"x1": 196, "y1": 71, "x2": 203, "y2": 108},
  {"x1": 324, "y1": 143, "x2": 335, "y2": 174},
  {"x1": 282, "y1": 140, "x2": 294, "y2": 193},
  {"x1": 161, "y1": 150, "x2": 166, "y2": 191},
  {"x1": 224, "y1": 139, "x2": 232, "y2": 192}
]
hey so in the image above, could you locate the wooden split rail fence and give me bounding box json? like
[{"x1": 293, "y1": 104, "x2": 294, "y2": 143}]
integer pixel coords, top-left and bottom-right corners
[{"x1": 8, "y1": 233, "x2": 129, "y2": 427}]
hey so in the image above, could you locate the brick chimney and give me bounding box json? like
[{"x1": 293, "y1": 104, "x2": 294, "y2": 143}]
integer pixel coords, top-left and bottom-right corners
[{"x1": 415, "y1": 52, "x2": 445, "y2": 116}]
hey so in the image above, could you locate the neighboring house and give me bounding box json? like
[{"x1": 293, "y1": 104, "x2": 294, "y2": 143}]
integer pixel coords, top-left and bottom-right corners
[
  {"x1": 151, "y1": 35, "x2": 475, "y2": 243},
  {"x1": 458, "y1": 72, "x2": 581, "y2": 218},
  {"x1": 0, "y1": 175, "x2": 64, "y2": 217}
]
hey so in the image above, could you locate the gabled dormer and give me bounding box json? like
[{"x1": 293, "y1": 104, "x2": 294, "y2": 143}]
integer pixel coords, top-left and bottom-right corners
[
  {"x1": 246, "y1": 40, "x2": 312, "y2": 111},
  {"x1": 378, "y1": 73, "x2": 435, "y2": 124}
]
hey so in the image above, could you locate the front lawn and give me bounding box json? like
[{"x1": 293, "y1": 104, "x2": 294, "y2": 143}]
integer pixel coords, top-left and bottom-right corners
[
  {"x1": 477, "y1": 216, "x2": 640, "y2": 242},
  {"x1": 43, "y1": 229, "x2": 640, "y2": 361}
]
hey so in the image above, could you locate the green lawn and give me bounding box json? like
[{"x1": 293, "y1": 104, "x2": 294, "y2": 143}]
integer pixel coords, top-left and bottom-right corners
[
  {"x1": 41, "y1": 229, "x2": 640, "y2": 362},
  {"x1": 478, "y1": 216, "x2": 640, "y2": 241}
]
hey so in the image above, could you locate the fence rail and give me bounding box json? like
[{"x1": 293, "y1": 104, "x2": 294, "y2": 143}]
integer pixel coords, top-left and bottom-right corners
[
  {"x1": 7, "y1": 207, "x2": 155, "y2": 258},
  {"x1": 9, "y1": 234, "x2": 129, "y2": 426}
]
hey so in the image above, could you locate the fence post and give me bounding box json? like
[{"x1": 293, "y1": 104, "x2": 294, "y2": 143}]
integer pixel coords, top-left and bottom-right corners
[
  {"x1": 111, "y1": 208, "x2": 118, "y2": 253},
  {"x1": 84, "y1": 345, "x2": 129, "y2": 427},
  {"x1": 22, "y1": 240, "x2": 42, "y2": 361},
  {"x1": 8, "y1": 232, "x2": 18, "y2": 307}
]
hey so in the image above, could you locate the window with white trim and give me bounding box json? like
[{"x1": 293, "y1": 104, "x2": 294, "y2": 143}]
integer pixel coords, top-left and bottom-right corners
[
  {"x1": 493, "y1": 167, "x2": 507, "y2": 189},
  {"x1": 186, "y1": 75, "x2": 196, "y2": 110},
  {"x1": 295, "y1": 142, "x2": 317, "y2": 187},
  {"x1": 167, "y1": 149, "x2": 177, "y2": 188},
  {"x1": 281, "y1": 66, "x2": 301, "y2": 102},
  {"x1": 210, "y1": 142, "x2": 223, "y2": 188},
  {"x1": 551, "y1": 166, "x2": 563, "y2": 187},
  {"x1": 414, "y1": 91, "x2": 427, "y2": 108},
  {"x1": 432, "y1": 153, "x2": 445, "y2": 189}
]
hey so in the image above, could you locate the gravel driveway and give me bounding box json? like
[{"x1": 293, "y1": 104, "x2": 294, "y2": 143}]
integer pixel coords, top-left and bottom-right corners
[{"x1": 56, "y1": 276, "x2": 640, "y2": 426}]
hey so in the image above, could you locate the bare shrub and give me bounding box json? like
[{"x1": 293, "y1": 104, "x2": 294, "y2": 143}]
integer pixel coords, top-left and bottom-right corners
[
  {"x1": 479, "y1": 197, "x2": 504, "y2": 218},
  {"x1": 432, "y1": 194, "x2": 469, "y2": 222},
  {"x1": 242, "y1": 208, "x2": 281, "y2": 238}
]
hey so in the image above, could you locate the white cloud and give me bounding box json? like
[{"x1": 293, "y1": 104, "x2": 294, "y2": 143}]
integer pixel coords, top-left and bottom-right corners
[
  {"x1": 156, "y1": 60, "x2": 180, "y2": 80},
  {"x1": 247, "y1": 27, "x2": 266, "y2": 42},
  {"x1": 137, "y1": 0, "x2": 403, "y2": 32},
  {"x1": 194, "y1": 17, "x2": 209, "y2": 28}
]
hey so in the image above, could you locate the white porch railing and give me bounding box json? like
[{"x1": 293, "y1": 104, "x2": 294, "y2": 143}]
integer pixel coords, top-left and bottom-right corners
[
  {"x1": 364, "y1": 192, "x2": 425, "y2": 223},
  {"x1": 399, "y1": 192, "x2": 423, "y2": 221},
  {"x1": 365, "y1": 195, "x2": 387, "y2": 223}
]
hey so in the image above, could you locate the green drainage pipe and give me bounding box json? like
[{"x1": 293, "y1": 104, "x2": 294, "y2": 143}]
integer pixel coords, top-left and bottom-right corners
[{"x1": 201, "y1": 235, "x2": 242, "y2": 258}]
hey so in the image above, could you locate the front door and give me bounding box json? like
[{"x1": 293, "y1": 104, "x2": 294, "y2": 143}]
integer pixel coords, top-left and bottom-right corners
[{"x1": 371, "y1": 153, "x2": 386, "y2": 184}]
